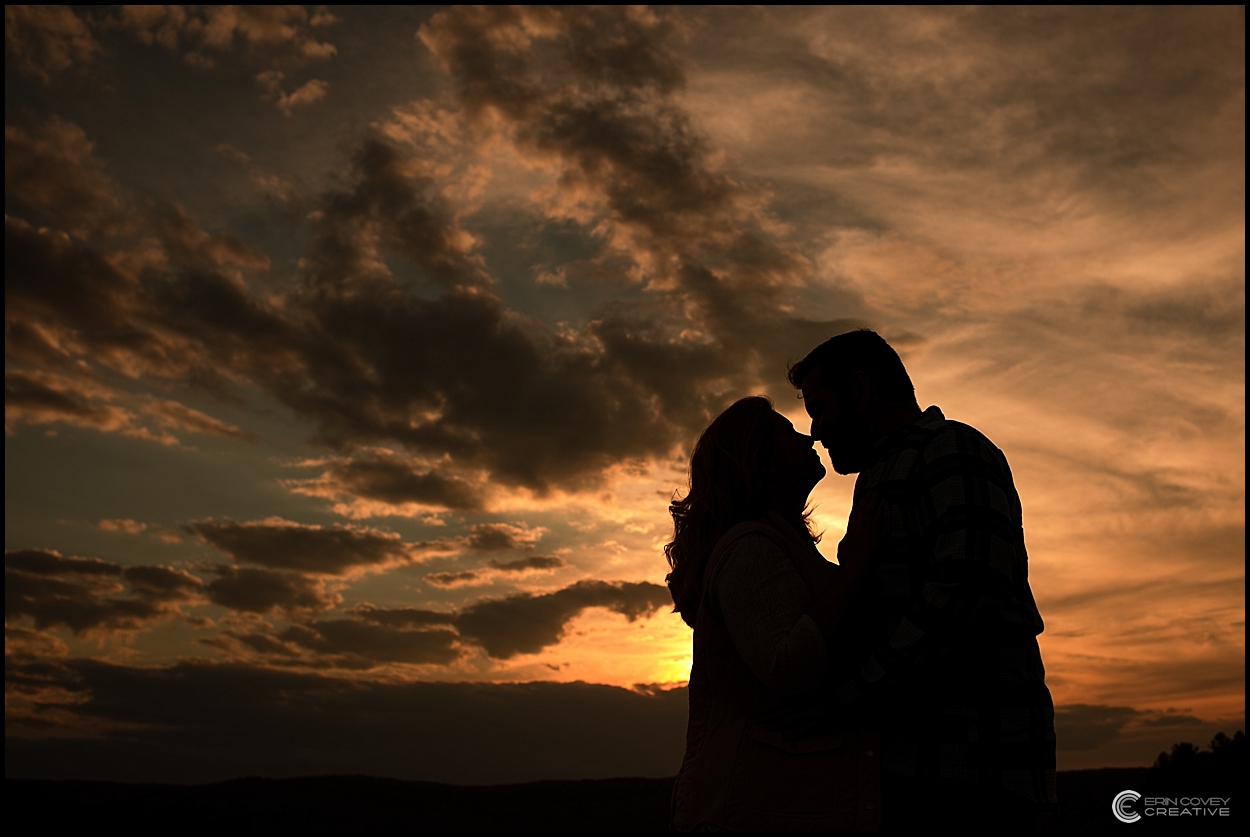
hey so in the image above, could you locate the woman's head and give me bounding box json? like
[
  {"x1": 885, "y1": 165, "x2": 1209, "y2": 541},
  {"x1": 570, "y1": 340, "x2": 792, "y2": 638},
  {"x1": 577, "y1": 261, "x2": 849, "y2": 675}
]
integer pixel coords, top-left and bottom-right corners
[{"x1": 664, "y1": 396, "x2": 825, "y2": 626}]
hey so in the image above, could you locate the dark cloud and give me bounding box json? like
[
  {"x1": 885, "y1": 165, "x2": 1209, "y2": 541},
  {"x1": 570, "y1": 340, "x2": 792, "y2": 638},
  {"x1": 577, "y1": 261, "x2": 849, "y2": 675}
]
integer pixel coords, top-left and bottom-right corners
[
  {"x1": 142, "y1": 396, "x2": 253, "y2": 440},
  {"x1": 1140, "y1": 711, "x2": 1206, "y2": 728},
  {"x1": 464, "y1": 522, "x2": 545, "y2": 552},
  {"x1": 3, "y1": 219, "x2": 139, "y2": 370},
  {"x1": 3, "y1": 368, "x2": 247, "y2": 445},
  {"x1": 204, "y1": 566, "x2": 337, "y2": 615},
  {"x1": 279, "y1": 620, "x2": 460, "y2": 666},
  {"x1": 4, "y1": 119, "x2": 121, "y2": 235},
  {"x1": 346, "y1": 605, "x2": 460, "y2": 629},
  {"x1": 426, "y1": 554, "x2": 567, "y2": 588},
  {"x1": 454, "y1": 580, "x2": 669, "y2": 659},
  {"x1": 3, "y1": 6, "x2": 99, "y2": 84},
  {"x1": 264, "y1": 135, "x2": 724, "y2": 492},
  {"x1": 6, "y1": 4, "x2": 862, "y2": 502},
  {"x1": 227, "y1": 631, "x2": 302, "y2": 657},
  {"x1": 424, "y1": 570, "x2": 486, "y2": 589},
  {"x1": 5, "y1": 549, "x2": 202, "y2": 634},
  {"x1": 1050, "y1": 703, "x2": 1246, "y2": 771},
  {"x1": 1054, "y1": 704, "x2": 1141, "y2": 752},
  {"x1": 489, "y1": 555, "x2": 566, "y2": 572},
  {"x1": 4, "y1": 5, "x2": 336, "y2": 89},
  {"x1": 285, "y1": 450, "x2": 487, "y2": 512},
  {"x1": 188, "y1": 518, "x2": 450, "y2": 575},
  {"x1": 4, "y1": 625, "x2": 70, "y2": 661},
  {"x1": 4, "y1": 370, "x2": 120, "y2": 433},
  {"x1": 113, "y1": 5, "x2": 339, "y2": 72},
  {"x1": 248, "y1": 579, "x2": 668, "y2": 665},
  {"x1": 4, "y1": 658, "x2": 688, "y2": 784}
]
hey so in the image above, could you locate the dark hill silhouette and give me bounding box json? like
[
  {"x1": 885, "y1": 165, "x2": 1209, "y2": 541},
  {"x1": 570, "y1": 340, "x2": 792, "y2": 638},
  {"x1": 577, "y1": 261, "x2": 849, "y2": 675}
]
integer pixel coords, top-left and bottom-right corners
[
  {"x1": 6, "y1": 732, "x2": 1242, "y2": 832},
  {"x1": 5, "y1": 775, "x2": 675, "y2": 832}
]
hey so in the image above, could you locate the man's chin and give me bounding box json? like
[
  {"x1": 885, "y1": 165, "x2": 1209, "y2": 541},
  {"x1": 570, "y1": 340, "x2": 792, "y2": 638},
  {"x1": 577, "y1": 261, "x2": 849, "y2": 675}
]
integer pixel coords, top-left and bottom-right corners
[{"x1": 825, "y1": 446, "x2": 867, "y2": 475}]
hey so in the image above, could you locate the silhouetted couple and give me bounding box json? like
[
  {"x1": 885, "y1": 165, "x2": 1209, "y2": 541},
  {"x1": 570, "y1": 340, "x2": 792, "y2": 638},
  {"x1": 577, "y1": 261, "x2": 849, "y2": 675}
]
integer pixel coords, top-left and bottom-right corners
[{"x1": 666, "y1": 330, "x2": 1057, "y2": 832}]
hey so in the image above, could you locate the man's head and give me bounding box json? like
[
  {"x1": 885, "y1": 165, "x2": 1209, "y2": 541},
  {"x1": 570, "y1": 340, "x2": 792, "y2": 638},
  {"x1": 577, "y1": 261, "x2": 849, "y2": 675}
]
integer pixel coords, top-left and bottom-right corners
[{"x1": 787, "y1": 330, "x2": 920, "y2": 474}]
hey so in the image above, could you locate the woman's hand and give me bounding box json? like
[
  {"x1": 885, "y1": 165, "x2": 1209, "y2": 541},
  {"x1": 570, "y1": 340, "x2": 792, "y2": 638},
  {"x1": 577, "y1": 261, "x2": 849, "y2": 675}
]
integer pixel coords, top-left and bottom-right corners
[
  {"x1": 836, "y1": 489, "x2": 884, "y2": 572},
  {"x1": 807, "y1": 490, "x2": 884, "y2": 631}
]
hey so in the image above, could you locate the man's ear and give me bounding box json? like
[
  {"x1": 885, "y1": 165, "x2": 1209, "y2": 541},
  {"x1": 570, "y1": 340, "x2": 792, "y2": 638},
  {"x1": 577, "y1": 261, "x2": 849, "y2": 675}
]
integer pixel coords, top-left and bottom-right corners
[{"x1": 847, "y1": 370, "x2": 873, "y2": 411}]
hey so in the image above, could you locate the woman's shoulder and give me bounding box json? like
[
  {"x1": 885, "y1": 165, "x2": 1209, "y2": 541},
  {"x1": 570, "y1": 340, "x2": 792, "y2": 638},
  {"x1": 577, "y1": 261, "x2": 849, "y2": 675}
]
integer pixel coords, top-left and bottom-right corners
[
  {"x1": 717, "y1": 519, "x2": 837, "y2": 600},
  {"x1": 704, "y1": 525, "x2": 791, "y2": 598},
  {"x1": 714, "y1": 528, "x2": 800, "y2": 589},
  {"x1": 706, "y1": 523, "x2": 790, "y2": 578},
  {"x1": 722, "y1": 530, "x2": 789, "y2": 560}
]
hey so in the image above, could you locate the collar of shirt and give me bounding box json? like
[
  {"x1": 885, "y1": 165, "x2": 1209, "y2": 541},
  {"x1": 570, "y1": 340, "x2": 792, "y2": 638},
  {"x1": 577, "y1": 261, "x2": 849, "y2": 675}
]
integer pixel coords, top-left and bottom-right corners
[{"x1": 864, "y1": 405, "x2": 945, "y2": 469}]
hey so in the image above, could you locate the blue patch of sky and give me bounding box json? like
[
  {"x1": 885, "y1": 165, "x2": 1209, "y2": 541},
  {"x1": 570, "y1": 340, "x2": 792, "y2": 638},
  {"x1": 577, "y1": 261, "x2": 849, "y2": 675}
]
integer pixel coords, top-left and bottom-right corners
[{"x1": 467, "y1": 205, "x2": 651, "y2": 330}]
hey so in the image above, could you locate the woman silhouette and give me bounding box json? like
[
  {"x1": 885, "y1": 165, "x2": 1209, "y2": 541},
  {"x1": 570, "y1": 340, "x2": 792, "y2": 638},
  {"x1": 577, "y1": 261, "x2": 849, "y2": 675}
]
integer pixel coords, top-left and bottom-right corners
[{"x1": 666, "y1": 396, "x2": 881, "y2": 832}]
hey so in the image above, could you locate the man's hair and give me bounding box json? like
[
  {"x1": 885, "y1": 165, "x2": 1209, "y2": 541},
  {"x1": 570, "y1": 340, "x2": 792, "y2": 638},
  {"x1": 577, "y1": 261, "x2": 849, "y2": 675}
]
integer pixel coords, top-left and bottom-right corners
[{"x1": 787, "y1": 329, "x2": 916, "y2": 403}]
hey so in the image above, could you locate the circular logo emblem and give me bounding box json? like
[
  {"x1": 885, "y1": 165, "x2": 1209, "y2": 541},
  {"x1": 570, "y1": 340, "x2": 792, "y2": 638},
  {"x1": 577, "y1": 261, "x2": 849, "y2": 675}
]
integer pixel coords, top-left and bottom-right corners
[{"x1": 1113, "y1": 789, "x2": 1142, "y2": 824}]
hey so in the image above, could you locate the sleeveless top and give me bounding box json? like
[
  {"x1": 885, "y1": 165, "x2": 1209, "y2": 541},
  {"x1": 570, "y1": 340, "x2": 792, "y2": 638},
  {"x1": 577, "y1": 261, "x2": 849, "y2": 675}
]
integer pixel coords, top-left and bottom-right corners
[{"x1": 671, "y1": 516, "x2": 881, "y2": 832}]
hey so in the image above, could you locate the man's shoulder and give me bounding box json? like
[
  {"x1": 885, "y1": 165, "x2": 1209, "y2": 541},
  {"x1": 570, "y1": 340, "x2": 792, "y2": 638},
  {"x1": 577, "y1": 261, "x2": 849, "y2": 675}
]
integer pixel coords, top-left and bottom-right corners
[
  {"x1": 918, "y1": 410, "x2": 1002, "y2": 457},
  {"x1": 875, "y1": 407, "x2": 1010, "y2": 479}
]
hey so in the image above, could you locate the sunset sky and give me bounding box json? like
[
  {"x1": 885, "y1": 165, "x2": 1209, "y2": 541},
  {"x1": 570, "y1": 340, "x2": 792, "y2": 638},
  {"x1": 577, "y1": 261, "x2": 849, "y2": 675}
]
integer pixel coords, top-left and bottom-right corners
[{"x1": 5, "y1": 6, "x2": 1244, "y2": 783}]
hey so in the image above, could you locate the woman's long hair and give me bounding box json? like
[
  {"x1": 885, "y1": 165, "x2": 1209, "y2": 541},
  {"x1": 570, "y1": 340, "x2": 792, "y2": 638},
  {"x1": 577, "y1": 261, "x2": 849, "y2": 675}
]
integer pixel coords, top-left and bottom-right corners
[{"x1": 664, "y1": 396, "x2": 817, "y2": 627}]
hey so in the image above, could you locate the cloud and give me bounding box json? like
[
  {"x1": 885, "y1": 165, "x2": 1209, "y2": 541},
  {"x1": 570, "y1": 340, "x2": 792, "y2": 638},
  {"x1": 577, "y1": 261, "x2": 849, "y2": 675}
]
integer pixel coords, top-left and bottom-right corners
[
  {"x1": 3, "y1": 369, "x2": 153, "y2": 439},
  {"x1": 423, "y1": 570, "x2": 486, "y2": 589},
  {"x1": 4, "y1": 118, "x2": 123, "y2": 237},
  {"x1": 116, "y1": 5, "x2": 338, "y2": 69},
  {"x1": 237, "y1": 579, "x2": 669, "y2": 666},
  {"x1": 279, "y1": 620, "x2": 460, "y2": 666},
  {"x1": 1050, "y1": 702, "x2": 1246, "y2": 769},
  {"x1": 204, "y1": 566, "x2": 338, "y2": 616},
  {"x1": 453, "y1": 579, "x2": 669, "y2": 659},
  {"x1": 425, "y1": 554, "x2": 567, "y2": 588},
  {"x1": 5, "y1": 624, "x2": 70, "y2": 661},
  {"x1": 3, "y1": 368, "x2": 247, "y2": 446},
  {"x1": 98, "y1": 519, "x2": 146, "y2": 534},
  {"x1": 282, "y1": 450, "x2": 488, "y2": 514},
  {"x1": 4, "y1": 658, "x2": 688, "y2": 784},
  {"x1": 1055, "y1": 704, "x2": 1142, "y2": 752},
  {"x1": 5, "y1": 548, "x2": 202, "y2": 634},
  {"x1": 141, "y1": 397, "x2": 253, "y2": 441},
  {"x1": 6, "y1": 19, "x2": 861, "y2": 502},
  {"x1": 490, "y1": 555, "x2": 566, "y2": 572},
  {"x1": 277, "y1": 78, "x2": 330, "y2": 115},
  {"x1": 256, "y1": 71, "x2": 330, "y2": 115},
  {"x1": 188, "y1": 518, "x2": 454, "y2": 576},
  {"x1": 4, "y1": 6, "x2": 99, "y2": 83},
  {"x1": 4, "y1": 218, "x2": 143, "y2": 373},
  {"x1": 464, "y1": 522, "x2": 546, "y2": 551}
]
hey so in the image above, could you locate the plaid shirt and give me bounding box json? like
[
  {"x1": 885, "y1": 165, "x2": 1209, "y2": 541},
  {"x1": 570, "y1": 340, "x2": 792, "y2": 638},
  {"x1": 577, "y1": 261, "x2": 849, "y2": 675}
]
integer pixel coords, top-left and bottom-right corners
[{"x1": 830, "y1": 406, "x2": 1057, "y2": 808}]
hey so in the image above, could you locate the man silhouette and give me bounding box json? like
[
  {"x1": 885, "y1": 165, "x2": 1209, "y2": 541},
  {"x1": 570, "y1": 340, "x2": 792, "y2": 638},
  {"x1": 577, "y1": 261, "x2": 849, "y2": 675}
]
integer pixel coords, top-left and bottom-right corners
[{"x1": 789, "y1": 330, "x2": 1058, "y2": 828}]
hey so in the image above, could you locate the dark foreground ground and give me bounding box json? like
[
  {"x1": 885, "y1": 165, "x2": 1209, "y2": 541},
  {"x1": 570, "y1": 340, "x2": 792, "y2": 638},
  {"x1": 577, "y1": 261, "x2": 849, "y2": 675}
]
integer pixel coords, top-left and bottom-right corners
[{"x1": 5, "y1": 766, "x2": 1242, "y2": 831}]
